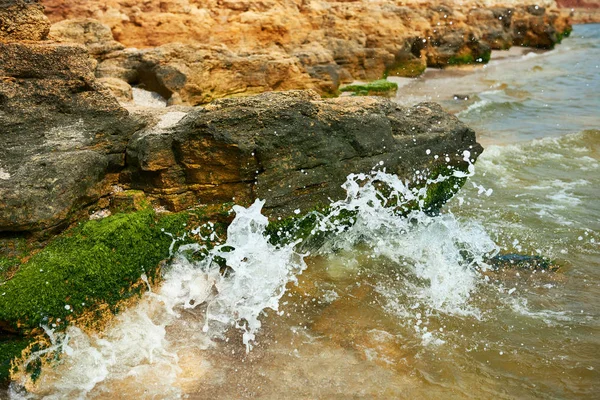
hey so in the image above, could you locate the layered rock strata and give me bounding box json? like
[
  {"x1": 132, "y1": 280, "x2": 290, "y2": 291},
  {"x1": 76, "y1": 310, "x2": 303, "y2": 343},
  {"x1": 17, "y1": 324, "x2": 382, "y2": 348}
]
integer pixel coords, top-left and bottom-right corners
[
  {"x1": 0, "y1": 74, "x2": 481, "y2": 236},
  {"x1": 41, "y1": 0, "x2": 572, "y2": 104}
]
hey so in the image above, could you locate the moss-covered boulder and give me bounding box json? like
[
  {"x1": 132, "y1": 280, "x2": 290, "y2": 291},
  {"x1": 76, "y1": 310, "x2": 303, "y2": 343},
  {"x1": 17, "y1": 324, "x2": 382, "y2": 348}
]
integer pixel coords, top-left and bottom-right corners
[
  {"x1": 0, "y1": 202, "x2": 238, "y2": 382},
  {"x1": 0, "y1": 209, "x2": 190, "y2": 334}
]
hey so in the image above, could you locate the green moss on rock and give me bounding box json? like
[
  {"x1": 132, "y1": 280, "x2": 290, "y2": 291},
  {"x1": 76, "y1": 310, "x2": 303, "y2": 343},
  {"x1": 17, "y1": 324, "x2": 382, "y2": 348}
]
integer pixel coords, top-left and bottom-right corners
[
  {"x1": 384, "y1": 58, "x2": 427, "y2": 78},
  {"x1": 0, "y1": 337, "x2": 31, "y2": 382},
  {"x1": 421, "y1": 168, "x2": 468, "y2": 214},
  {"x1": 0, "y1": 257, "x2": 19, "y2": 282},
  {"x1": 448, "y1": 53, "x2": 475, "y2": 66},
  {"x1": 266, "y1": 164, "x2": 469, "y2": 247},
  {"x1": 556, "y1": 27, "x2": 572, "y2": 44},
  {"x1": 340, "y1": 79, "x2": 398, "y2": 96},
  {"x1": 0, "y1": 209, "x2": 193, "y2": 334},
  {"x1": 480, "y1": 49, "x2": 492, "y2": 64}
]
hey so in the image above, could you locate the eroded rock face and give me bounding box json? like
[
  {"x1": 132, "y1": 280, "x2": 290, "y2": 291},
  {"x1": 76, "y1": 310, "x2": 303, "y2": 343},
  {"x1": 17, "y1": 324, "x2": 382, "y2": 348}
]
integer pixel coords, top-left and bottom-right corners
[
  {"x1": 0, "y1": 42, "x2": 141, "y2": 233},
  {"x1": 0, "y1": 72, "x2": 481, "y2": 236},
  {"x1": 48, "y1": 18, "x2": 124, "y2": 57},
  {"x1": 40, "y1": 1, "x2": 572, "y2": 105},
  {"x1": 0, "y1": 0, "x2": 50, "y2": 41},
  {"x1": 122, "y1": 91, "x2": 482, "y2": 218},
  {"x1": 96, "y1": 44, "x2": 317, "y2": 105}
]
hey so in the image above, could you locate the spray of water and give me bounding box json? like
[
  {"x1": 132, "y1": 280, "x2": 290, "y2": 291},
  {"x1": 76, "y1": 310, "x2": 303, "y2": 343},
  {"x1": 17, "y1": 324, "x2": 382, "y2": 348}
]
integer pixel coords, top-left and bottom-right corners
[
  {"x1": 10, "y1": 166, "x2": 500, "y2": 398},
  {"x1": 312, "y1": 167, "x2": 497, "y2": 315}
]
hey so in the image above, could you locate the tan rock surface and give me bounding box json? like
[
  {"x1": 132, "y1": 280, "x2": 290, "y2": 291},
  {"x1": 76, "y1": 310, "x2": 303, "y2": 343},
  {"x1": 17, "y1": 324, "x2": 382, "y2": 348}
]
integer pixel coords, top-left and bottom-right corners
[
  {"x1": 97, "y1": 76, "x2": 133, "y2": 102},
  {"x1": 40, "y1": 1, "x2": 572, "y2": 104},
  {"x1": 0, "y1": 0, "x2": 50, "y2": 41},
  {"x1": 49, "y1": 18, "x2": 124, "y2": 57}
]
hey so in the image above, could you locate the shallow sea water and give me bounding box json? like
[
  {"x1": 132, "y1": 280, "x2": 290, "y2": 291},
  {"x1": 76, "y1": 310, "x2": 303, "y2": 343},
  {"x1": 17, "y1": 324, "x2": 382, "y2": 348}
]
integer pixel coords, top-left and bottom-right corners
[{"x1": 8, "y1": 25, "x2": 600, "y2": 399}]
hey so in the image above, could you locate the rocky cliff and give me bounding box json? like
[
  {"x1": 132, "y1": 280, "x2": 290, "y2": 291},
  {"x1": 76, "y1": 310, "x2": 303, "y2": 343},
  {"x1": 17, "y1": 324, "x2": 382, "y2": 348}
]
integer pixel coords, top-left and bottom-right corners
[
  {"x1": 0, "y1": 0, "x2": 571, "y2": 380},
  {"x1": 40, "y1": 0, "x2": 572, "y2": 104}
]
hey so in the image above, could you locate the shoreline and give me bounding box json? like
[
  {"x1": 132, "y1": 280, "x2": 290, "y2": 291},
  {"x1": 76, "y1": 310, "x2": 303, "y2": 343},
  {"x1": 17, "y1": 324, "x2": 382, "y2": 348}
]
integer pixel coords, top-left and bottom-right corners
[
  {"x1": 0, "y1": 0, "x2": 584, "y2": 391},
  {"x1": 38, "y1": 0, "x2": 572, "y2": 105}
]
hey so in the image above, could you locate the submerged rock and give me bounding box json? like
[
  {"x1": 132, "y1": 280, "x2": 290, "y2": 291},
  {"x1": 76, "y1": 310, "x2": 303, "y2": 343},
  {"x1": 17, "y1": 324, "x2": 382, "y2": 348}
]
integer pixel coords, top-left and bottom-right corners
[{"x1": 488, "y1": 254, "x2": 557, "y2": 271}]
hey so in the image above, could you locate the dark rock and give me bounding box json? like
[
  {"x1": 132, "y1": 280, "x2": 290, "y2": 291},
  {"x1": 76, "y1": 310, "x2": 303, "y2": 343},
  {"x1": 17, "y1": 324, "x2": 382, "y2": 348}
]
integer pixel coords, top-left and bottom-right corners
[
  {"x1": 122, "y1": 90, "x2": 483, "y2": 218},
  {"x1": 453, "y1": 94, "x2": 470, "y2": 101},
  {"x1": 488, "y1": 254, "x2": 556, "y2": 271},
  {"x1": 511, "y1": 5, "x2": 571, "y2": 49},
  {"x1": 0, "y1": 41, "x2": 483, "y2": 237},
  {"x1": 0, "y1": 42, "x2": 142, "y2": 233}
]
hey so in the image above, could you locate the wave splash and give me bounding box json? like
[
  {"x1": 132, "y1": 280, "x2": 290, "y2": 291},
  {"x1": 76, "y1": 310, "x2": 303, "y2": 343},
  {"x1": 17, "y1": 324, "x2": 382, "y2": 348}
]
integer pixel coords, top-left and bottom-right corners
[{"x1": 10, "y1": 168, "x2": 499, "y2": 398}]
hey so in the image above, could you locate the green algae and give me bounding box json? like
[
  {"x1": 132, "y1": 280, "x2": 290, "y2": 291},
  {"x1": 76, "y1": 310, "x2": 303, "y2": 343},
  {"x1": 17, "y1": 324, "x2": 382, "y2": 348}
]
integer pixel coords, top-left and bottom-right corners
[
  {"x1": 0, "y1": 257, "x2": 18, "y2": 282},
  {"x1": 421, "y1": 166, "x2": 468, "y2": 214},
  {"x1": 339, "y1": 79, "x2": 398, "y2": 96},
  {"x1": 384, "y1": 58, "x2": 427, "y2": 78},
  {"x1": 0, "y1": 209, "x2": 193, "y2": 334},
  {"x1": 0, "y1": 337, "x2": 31, "y2": 382},
  {"x1": 266, "y1": 206, "x2": 356, "y2": 251},
  {"x1": 0, "y1": 162, "x2": 470, "y2": 382},
  {"x1": 480, "y1": 49, "x2": 492, "y2": 64},
  {"x1": 556, "y1": 27, "x2": 572, "y2": 44},
  {"x1": 0, "y1": 203, "x2": 235, "y2": 383},
  {"x1": 266, "y1": 164, "x2": 469, "y2": 247},
  {"x1": 446, "y1": 49, "x2": 491, "y2": 66},
  {"x1": 448, "y1": 53, "x2": 475, "y2": 66}
]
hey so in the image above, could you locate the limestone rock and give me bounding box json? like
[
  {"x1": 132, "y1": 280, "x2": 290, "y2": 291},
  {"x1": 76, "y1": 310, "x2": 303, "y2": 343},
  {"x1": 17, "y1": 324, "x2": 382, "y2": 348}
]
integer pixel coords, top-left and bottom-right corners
[
  {"x1": 49, "y1": 18, "x2": 124, "y2": 57},
  {"x1": 0, "y1": 0, "x2": 50, "y2": 41},
  {"x1": 39, "y1": 1, "x2": 571, "y2": 104},
  {"x1": 97, "y1": 44, "x2": 317, "y2": 106},
  {"x1": 97, "y1": 77, "x2": 133, "y2": 103},
  {"x1": 511, "y1": 5, "x2": 572, "y2": 48},
  {"x1": 0, "y1": 42, "x2": 141, "y2": 233},
  {"x1": 122, "y1": 91, "x2": 482, "y2": 217},
  {"x1": 0, "y1": 46, "x2": 480, "y2": 235}
]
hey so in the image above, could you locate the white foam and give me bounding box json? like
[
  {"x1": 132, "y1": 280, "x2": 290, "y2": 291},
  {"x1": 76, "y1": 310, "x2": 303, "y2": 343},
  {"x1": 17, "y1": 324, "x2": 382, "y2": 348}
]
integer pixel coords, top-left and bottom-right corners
[
  {"x1": 202, "y1": 200, "x2": 307, "y2": 350},
  {"x1": 313, "y1": 169, "x2": 497, "y2": 315},
  {"x1": 12, "y1": 168, "x2": 500, "y2": 396},
  {"x1": 11, "y1": 200, "x2": 306, "y2": 396}
]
